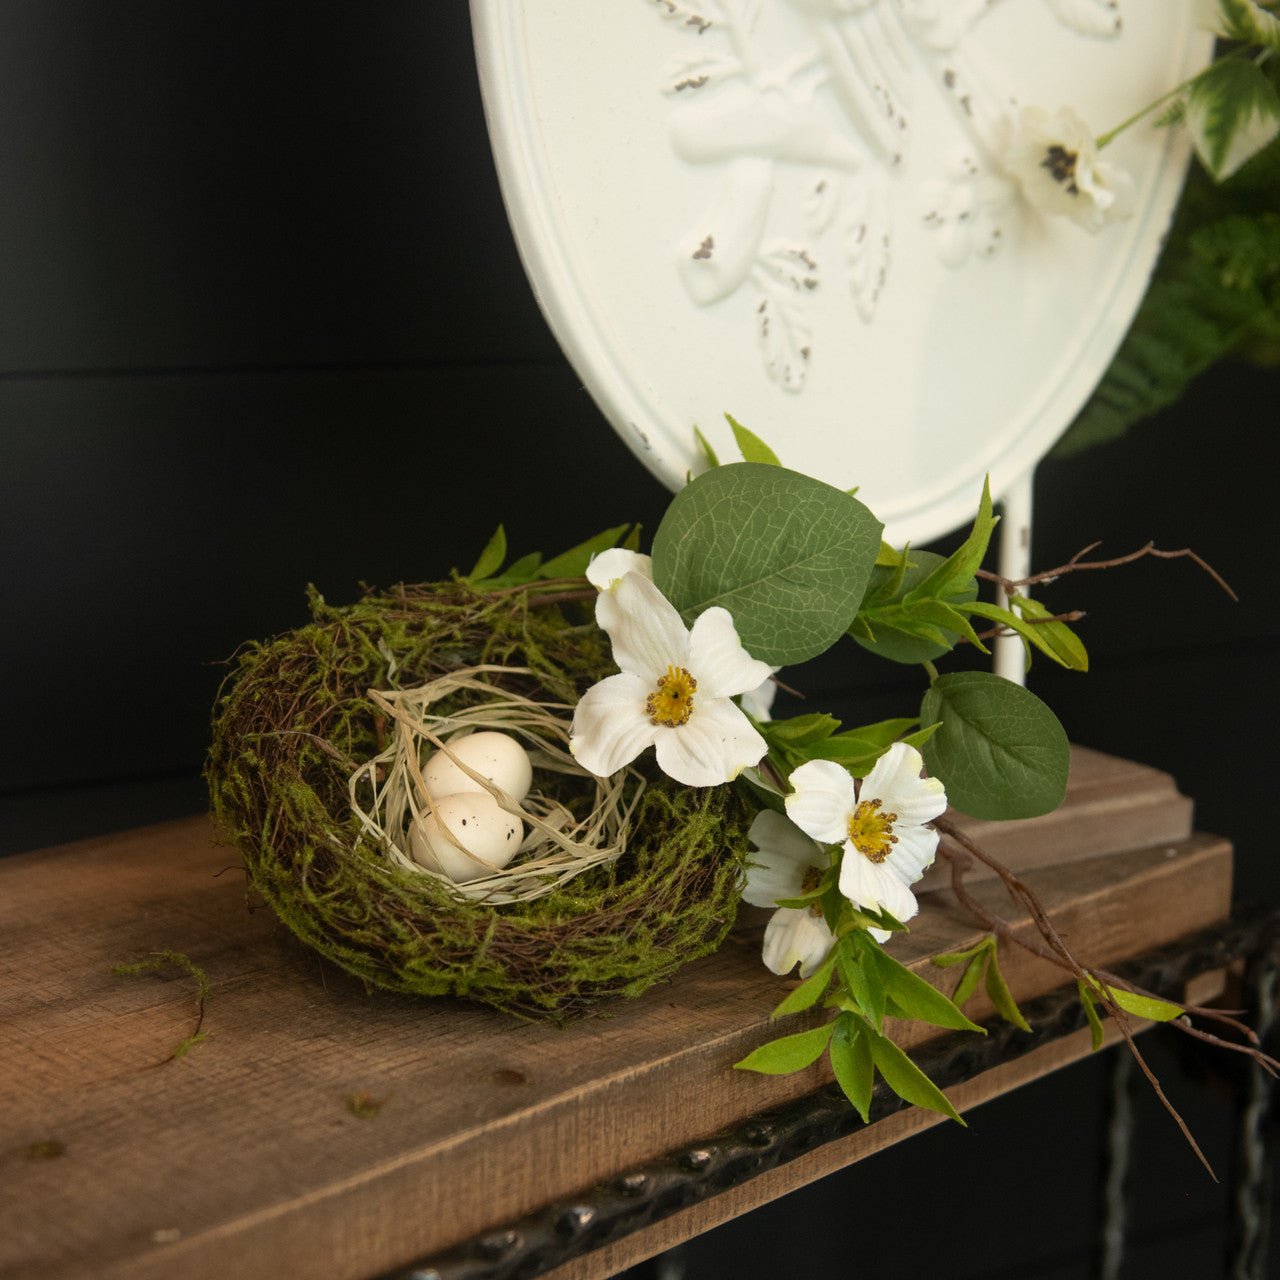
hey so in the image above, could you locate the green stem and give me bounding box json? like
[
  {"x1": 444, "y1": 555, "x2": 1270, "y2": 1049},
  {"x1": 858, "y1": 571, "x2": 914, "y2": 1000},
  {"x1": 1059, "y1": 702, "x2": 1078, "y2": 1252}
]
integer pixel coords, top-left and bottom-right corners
[
  {"x1": 922, "y1": 660, "x2": 939, "y2": 685},
  {"x1": 1095, "y1": 47, "x2": 1251, "y2": 149}
]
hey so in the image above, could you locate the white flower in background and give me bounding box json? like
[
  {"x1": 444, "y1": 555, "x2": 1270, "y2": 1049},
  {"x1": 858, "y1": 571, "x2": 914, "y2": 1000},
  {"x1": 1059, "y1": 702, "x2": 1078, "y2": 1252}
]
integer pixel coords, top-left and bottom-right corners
[
  {"x1": 785, "y1": 743, "x2": 947, "y2": 925},
  {"x1": 743, "y1": 810, "x2": 889, "y2": 977},
  {"x1": 1001, "y1": 105, "x2": 1134, "y2": 233},
  {"x1": 570, "y1": 571, "x2": 772, "y2": 787}
]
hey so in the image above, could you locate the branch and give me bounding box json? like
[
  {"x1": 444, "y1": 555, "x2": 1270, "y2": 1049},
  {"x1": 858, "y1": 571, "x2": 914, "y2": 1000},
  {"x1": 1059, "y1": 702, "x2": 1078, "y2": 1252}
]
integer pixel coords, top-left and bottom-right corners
[
  {"x1": 975, "y1": 541, "x2": 1238, "y2": 602},
  {"x1": 935, "y1": 822, "x2": 1280, "y2": 1173}
]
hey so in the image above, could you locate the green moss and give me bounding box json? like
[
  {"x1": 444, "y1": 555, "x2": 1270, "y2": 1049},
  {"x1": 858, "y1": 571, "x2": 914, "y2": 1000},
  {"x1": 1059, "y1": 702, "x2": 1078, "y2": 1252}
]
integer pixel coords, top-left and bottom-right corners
[{"x1": 207, "y1": 581, "x2": 750, "y2": 1017}]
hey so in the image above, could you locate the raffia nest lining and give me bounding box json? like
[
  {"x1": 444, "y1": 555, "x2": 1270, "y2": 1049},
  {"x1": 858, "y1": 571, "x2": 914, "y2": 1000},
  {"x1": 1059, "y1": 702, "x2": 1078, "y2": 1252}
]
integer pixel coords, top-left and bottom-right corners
[
  {"x1": 350, "y1": 666, "x2": 644, "y2": 904},
  {"x1": 207, "y1": 582, "x2": 751, "y2": 1015}
]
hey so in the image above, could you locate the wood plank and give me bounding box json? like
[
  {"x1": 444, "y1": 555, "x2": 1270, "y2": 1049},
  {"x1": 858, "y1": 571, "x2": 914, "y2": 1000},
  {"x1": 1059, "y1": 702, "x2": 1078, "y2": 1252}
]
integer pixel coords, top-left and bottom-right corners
[
  {"x1": 541, "y1": 968, "x2": 1227, "y2": 1280},
  {"x1": 0, "y1": 810, "x2": 1230, "y2": 1280},
  {"x1": 916, "y1": 744, "x2": 1194, "y2": 892}
]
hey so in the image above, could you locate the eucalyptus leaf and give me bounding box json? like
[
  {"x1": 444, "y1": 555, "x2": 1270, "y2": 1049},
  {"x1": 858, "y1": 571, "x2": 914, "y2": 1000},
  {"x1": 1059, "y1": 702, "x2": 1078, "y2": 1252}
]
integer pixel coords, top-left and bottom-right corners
[
  {"x1": 1187, "y1": 58, "x2": 1280, "y2": 182},
  {"x1": 726, "y1": 413, "x2": 783, "y2": 466},
  {"x1": 653, "y1": 463, "x2": 883, "y2": 664},
  {"x1": 830, "y1": 1015, "x2": 875, "y2": 1121},
  {"x1": 921, "y1": 671, "x2": 1070, "y2": 820},
  {"x1": 466, "y1": 524, "x2": 507, "y2": 581},
  {"x1": 734, "y1": 1021, "x2": 836, "y2": 1074},
  {"x1": 772, "y1": 950, "x2": 838, "y2": 1018},
  {"x1": 864, "y1": 1025, "x2": 965, "y2": 1124}
]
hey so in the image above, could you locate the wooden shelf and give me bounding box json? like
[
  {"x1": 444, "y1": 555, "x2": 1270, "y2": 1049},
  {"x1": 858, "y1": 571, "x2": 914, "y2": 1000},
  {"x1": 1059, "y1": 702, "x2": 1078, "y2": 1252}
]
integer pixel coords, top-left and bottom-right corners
[{"x1": 0, "y1": 748, "x2": 1231, "y2": 1280}]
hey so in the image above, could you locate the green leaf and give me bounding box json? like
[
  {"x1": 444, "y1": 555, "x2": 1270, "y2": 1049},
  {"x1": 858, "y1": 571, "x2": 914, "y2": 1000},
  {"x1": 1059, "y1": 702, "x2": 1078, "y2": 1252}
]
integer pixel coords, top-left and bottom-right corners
[
  {"x1": 864, "y1": 1025, "x2": 965, "y2": 1124},
  {"x1": 872, "y1": 946, "x2": 985, "y2": 1034},
  {"x1": 954, "y1": 954, "x2": 987, "y2": 1007},
  {"x1": 985, "y1": 949, "x2": 1032, "y2": 1032},
  {"x1": 772, "y1": 950, "x2": 838, "y2": 1018},
  {"x1": 765, "y1": 714, "x2": 842, "y2": 747},
  {"x1": 853, "y1": 550, "x2": 981, "y2": 665},
  {"x1": 837, "y1": 942, "x2": 885, "y2": 1033},
  {"x1": 920, "y1": 671, "x2": 1070, "y2": 820},
  {"x1": 964, "y1": 598, "x2": 1088, "y2": 672},
  {"x1": 693, "y1": 425, "x2": 720, "y2": 469},
  {"x1": 536, "y1": 524, "x2": 632, "y2": 580},
  {"x1": 726, "y1": 413, "x2": 783, "y2": 466},
  {"x1": 466, "y1": 524, "x2": 507, "y2": 581},
  {"x1": 876, "y1": 542, "x2": 914, "y2": 568},
  {"x1": 734, "y1": 1021, "x2": 836, "y2": 1074},
  {"x1": 1187, "y1": 59, "x2": 1280, "y2": 182},
  {"x1": 930, "y1": 937, "x2": 993, "y2": 969},
  {"x1": 905, "y1": 478, "x2": 997, "y2": 604},
  {"x1": 830, "y1": 1015, "x2": 875, "y2": 1122},
  {"x1": 652, "y1": 463, "x2": 883, "y2": 665},
  {"x1": 1104, "y1": 986, "x2": 1184, "y2": 1023},
  {"x1": 1078, "y1": 980, "x2": 1106, "y2": 1052},
  {"x1": 1215, "y1": 0, "x2": 1280, "y2": 48},
  {"x1": 1010, "y1": 595, "x2": 1089, "y2": 672}
]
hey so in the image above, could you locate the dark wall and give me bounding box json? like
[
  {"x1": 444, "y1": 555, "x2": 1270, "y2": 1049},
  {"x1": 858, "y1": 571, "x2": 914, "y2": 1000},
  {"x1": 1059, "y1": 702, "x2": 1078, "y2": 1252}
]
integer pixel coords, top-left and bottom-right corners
[{"x1": 1, "y1": 8, "x2": 1275, "y2": 1279}]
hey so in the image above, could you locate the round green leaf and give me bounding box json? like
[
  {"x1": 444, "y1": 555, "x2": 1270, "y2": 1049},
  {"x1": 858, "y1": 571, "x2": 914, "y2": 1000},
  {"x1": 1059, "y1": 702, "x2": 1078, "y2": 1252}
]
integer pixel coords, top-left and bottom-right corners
[
  {"x1": 921, "y1": 671, "x2": 1069, "y2": 820},
  {"x1": 652, "y1": 463, "x2": 883, "y2": 665}
]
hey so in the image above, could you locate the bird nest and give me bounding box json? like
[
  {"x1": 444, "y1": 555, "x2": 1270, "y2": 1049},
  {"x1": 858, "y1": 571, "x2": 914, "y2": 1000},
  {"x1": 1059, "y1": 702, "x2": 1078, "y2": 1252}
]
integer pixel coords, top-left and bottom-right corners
[{"x1": 207, "y1": 581, "x2": 752, "y2": 1015}]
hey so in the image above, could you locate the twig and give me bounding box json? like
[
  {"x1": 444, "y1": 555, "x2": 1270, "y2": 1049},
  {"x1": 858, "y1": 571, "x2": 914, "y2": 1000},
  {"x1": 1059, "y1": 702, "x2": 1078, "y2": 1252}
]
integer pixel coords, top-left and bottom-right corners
[
  {"x1": 935, "y1": 821, "x2": 1279, "y2": 1175},
  {"x1": 976, "y1": 541, "x2": 1238, "y2": 602},
  {"x1": 972, "y1": 610, "x2": 1087, "y2": 643}
]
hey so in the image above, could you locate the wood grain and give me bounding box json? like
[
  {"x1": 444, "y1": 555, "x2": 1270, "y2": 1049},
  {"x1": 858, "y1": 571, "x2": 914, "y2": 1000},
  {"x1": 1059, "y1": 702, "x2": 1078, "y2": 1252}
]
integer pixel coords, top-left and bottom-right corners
[{"x1": 0, "y1": 758, "x2": 1229, "y2": 1280}]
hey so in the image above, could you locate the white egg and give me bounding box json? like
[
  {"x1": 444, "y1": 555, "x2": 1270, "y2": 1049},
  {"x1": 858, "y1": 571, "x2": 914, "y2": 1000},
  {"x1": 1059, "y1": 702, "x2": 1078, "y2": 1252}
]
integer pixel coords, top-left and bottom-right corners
[
  {"x1": 408, "y1": 792, "x2": 524, "y2": 883},
  {"x1": 422, "y1": 731, "x2": 534, "y2": 803}
]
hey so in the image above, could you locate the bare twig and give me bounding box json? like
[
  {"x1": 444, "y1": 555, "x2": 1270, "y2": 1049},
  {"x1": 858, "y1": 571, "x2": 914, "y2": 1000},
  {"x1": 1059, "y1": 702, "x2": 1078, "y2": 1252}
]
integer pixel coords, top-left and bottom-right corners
[
  {"x1": 935, "y1": 821, "x2": 1280, "y2": 1174},
  {"x1": 976, "y1": 541, "x2": 1238, "y2": 602}
]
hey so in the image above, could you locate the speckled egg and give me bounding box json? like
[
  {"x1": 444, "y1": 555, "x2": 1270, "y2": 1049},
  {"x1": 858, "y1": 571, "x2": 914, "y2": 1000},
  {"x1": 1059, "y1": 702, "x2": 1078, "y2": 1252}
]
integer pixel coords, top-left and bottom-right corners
[
  {"x1": 422, "y1": 731, "x2": 534, "y2": 803},
  {"x1": 408, "y1": 792, "x2": 524, "y2": 883}
]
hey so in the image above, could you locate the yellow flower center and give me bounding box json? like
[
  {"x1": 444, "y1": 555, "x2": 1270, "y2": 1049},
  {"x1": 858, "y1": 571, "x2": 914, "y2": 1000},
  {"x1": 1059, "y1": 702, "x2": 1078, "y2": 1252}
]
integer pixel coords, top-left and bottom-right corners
[
  {"x1": 848, "y1": 797, "x2": 899, "y2": 864},
  {"x1": 646, "y1": 664, "x2": 697, "y2": 728}
]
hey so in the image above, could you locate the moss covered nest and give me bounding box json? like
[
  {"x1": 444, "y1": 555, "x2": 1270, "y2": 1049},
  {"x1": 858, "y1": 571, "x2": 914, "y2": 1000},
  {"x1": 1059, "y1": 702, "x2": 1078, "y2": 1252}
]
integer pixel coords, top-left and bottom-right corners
[{"x1": 207, "y1": 581, "x2": 752, "y2": 1016}]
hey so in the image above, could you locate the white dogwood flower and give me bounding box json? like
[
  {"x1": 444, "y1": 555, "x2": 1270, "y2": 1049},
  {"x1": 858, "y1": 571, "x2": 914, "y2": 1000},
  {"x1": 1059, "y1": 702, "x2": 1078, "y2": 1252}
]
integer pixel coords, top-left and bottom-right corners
[
  {"x1": 744, "y1": 810, "x2": 890, "y2": 977},
  {"x1": 586, "y1": 548, "x2": 654, "y2": 636},
  {"x1": 570, "y1": 570, "x2": 772, "y2": 787},
  {"x1": 785, "y1": 744, "x2": 947, "y2": 925},
  {"x1": 1002, "y1": 105, "x2": 1134, "y2": 233}
]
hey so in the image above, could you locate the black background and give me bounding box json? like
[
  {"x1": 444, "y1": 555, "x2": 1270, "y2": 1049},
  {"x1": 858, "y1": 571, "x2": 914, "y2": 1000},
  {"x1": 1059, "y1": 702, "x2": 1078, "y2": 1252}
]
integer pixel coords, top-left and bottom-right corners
[{"x1": 1, "y1": 7, "x2": 1276, "y2": 1278}]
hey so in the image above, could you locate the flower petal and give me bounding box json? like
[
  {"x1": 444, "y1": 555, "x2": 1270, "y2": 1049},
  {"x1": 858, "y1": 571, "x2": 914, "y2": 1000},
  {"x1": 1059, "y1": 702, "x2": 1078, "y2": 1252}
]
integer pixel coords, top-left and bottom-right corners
[
  {"x1": 785, "y1": 759, "x2": 857, "y2": 845},
  {"x1": 742, "y1": 810, "x2": 820, "y2": 907},
  {"x1": 652, "y1": 695, "x2": 767, "y2": 787},
  {"x1": 588, "y1": 552, "x2": 654, "y2": 635},
  {"x1": 860, "y1": 743, "x2": 947, "y2": 827},
  {"x1": 599, "y1": 572, "x2": 690, "y2": 682},
  {"x1": 885, "y1": 822, "x2": 940, "y2": 886},
  {"x1": 739, "y1": 672, "x2": 779, "y2": 722},
  {"x1": 569, "y1": 671, "x2": 658, "y2": 777},
  {"x1": 687, "y1": 607, "x2": 775, "y2": 699},
  {"x1": 762, "y1": 907, "x2": 834, "y2": 978},
  {"x1": 839, "y1": 844, "x2": 919, "y2": 923},
  {"x1": 585, "y1": 548, "x2": 653, "y2": 591}
]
